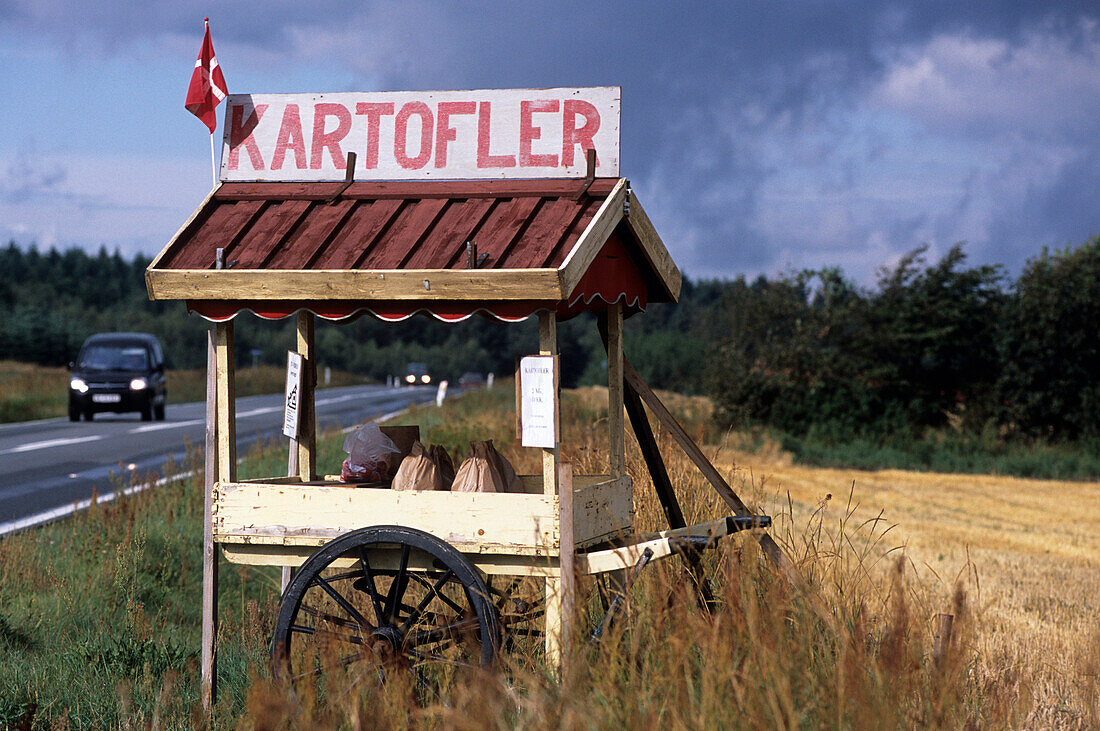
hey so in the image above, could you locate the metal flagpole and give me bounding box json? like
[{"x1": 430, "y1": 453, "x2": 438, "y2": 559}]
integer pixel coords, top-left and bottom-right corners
[{"x1": 210, "y1": 132, "x2": 218, "y2": 188}]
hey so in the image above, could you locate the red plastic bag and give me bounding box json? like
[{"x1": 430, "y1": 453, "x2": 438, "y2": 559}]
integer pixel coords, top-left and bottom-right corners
[{"x1": 340, "y1": 422, "x2": 400, "y2": 483}]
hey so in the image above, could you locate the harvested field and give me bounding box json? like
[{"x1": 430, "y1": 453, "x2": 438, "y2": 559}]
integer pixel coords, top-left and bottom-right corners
[{"x1": 716, "y1": 435, "x2": 1100, "y2": 727}]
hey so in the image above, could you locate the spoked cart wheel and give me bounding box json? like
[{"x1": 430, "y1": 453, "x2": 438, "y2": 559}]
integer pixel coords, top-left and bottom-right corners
[{"x1": 272, "y1": 525, "x2": 502, "y2": 695}]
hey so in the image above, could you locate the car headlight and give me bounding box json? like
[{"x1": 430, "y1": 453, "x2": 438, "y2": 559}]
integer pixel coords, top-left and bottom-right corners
[
  {"x1": 70, "y1": 377, "x2": 88, "y2": 394},
  {"x1": 421, "y1": 375, "x2": 431, "y2": 384},
  {"x1": 405, "y1": 374, "x2": 416, "y2": 383},
  {"x1": 130, "y1": 378, "x2": 148, "y2": 391}
]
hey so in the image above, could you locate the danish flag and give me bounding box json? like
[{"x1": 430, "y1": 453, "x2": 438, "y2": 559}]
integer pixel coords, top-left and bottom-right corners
[{"x1": 185, "y1": 19, "x2": 228, "y2": 133}]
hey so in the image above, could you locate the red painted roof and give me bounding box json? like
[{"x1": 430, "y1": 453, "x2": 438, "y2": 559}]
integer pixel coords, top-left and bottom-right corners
[
  {"x1": 157, "y1": 179, "x2": 619, "y2": 273},
  {"x1": 147, "y1": 177, "x2": 680, "y2": 322}
]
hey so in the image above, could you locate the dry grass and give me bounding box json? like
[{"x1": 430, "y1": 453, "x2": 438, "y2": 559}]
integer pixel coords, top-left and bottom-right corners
[
  {"x1": 239, "y1": 384, "x2": 1097, "y2": 728},
  {"x1": 4, "y1": 381, "x2": 1095, "y2": 727},
  {"x1": 710, "y1": 431, "x2": 1100, "y2": 728}
]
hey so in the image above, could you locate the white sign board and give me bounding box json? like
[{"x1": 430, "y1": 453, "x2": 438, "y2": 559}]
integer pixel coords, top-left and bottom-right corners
[
  {"x1": 283, "y1": 351, "x2": 303, "y2": 439},
  {"x1": 518, "y1": 355, "x2": 558, "y2": 449},
  {"x1": 220, "y1": 87, "x2": 620, "y2": 182}
]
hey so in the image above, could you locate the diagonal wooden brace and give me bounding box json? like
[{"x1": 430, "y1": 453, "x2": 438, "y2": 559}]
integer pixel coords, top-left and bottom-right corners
[{"x1": 620, "y1": 358, "x2": 796, "y2": 577}]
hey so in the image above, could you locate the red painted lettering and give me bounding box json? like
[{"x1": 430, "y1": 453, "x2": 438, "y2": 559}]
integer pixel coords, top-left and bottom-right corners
[
  {"x1": 520, "y1": 100, "x2": 560, "y2": 167},
  {"x1": 477, "y1": 102, "x2": 516, "y2": 168},
  {"x1": 561, "y1": 100, "x2": 600, "y2": 167},
  {"x1": 227, "y1": 103, "x2": 268, "y2": 170},
  {"x1": 310, "y1": 103, "x2": 352, "y2": 170},
  {"x1": 394, "y1": 102, "x2": 433, "y2": 170},
  {"x1": 435, "y1": 101, "x2": 476, "y2": 168},
  {"x1": 354, "y1": 102, "x2": 395, "y2": 168},
  {"x1": 271, "y1": 104, "x2": 307, "y2": 170}
]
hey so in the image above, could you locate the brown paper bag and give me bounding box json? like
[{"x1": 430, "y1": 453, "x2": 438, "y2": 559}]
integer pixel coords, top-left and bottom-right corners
[
  {"x1": 452, "y1": 440, "x2": 523, "y2": 493},
  {"x1": 428, "y1": 444, "x2": 456, "y2": 490},
  {"x1": 391, "y1": 441, "x2": 445, "y2": 491}
]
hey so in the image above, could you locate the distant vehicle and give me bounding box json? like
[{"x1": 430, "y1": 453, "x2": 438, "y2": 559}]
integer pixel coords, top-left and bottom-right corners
[
  {"x1": 68, "y1": 333, "x2": 167, "y2": 422},
  {"x1": 459, "y1": 372, "x2": 485, "y2": 389},
  {"x1": 404, "y1": 362, "x2": 431, "y2": 385}
]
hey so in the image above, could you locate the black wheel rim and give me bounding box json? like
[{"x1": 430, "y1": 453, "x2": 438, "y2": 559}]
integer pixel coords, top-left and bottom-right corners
[{"x1": 272, "y1": 525, "x2": 501, "y2": 694}]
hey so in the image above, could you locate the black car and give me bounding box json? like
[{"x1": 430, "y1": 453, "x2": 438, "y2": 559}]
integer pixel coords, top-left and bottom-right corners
[{"x1": 68, "y1": 333, "x2": 167, "y2": 421}]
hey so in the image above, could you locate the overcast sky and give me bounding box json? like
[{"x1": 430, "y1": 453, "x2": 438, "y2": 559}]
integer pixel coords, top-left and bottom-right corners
[{"x1": 1, "y1": 1, "x2": 1097, "y2": 284}]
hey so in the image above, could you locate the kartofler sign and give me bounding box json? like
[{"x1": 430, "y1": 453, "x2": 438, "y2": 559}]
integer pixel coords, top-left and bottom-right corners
[{"x1": 221, "y1": 87, "x2": 620, "y2": 182}]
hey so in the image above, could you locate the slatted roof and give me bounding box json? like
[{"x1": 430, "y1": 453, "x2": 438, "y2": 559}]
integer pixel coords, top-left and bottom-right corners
[{"x1": 146, "y1": 177, "x2": 680, "y2": 322}]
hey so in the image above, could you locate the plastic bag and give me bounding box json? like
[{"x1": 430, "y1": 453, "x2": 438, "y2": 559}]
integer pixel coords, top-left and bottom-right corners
[
  {"x1": 340, "y1": 422, "x2": 400, "y2": 483},
  {"x1": 452, "y1": 440, "x2": 523, "y2": 493}
]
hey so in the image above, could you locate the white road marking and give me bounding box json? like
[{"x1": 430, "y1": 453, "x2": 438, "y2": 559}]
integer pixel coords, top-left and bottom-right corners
[
  {"x1": 0, "y1": 435, "x2": 103, "y2": 455},
  {"x1": 236, "y1": 406, "x2": 282, "y2": 418},
  {"x1": 0, "y1": 469, "x2": 195, "y2": 537},
  {"x1": 130, "y1": 419, "x2": 205, "y2": 433}
]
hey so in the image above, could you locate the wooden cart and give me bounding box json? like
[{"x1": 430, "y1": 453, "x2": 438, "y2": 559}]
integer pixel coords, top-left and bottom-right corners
[{"x1": 148, "y1": 108, "x2": 781, "y2": 706}]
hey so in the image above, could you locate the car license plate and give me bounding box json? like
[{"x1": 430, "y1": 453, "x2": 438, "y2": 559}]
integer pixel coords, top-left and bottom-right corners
[{"x1": 92, "y1": 394, "x2": 121, "y2": 403}]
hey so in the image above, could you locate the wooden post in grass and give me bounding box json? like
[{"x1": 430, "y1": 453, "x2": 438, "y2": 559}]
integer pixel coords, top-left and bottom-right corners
[
  {"x1": 296, "y1": 312, "x2": 316, "y2": 481},
  {"x1": 556, "y1": 462, "x2": 576, "y2": 671},
  {"x1": 538, "y1": 311, "x2": 564, "y2": 669},
  {"x1": 201, "y1": 327, "x2": 219, "y2": 712},
  {"x1": 604, "y1": 303, "x2": 625, "y2": 481},
  {"x1": 282, "y1": 312, "x2": 315, "y2": 594},
  {"x1": 933, "y1": 613, "x2": 954, "y2": 667}
]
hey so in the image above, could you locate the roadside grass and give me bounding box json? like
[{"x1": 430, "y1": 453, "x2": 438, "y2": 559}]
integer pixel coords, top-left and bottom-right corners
[
  {"x1": 0, "y1": 384, "x2": 1095, "y2": 727},
  {"x1": 0, "y1": 361, "x2": 368, "y2": 424}
]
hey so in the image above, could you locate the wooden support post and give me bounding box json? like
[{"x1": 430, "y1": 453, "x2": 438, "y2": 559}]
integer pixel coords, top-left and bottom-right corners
[
  {"x1": 604, "y1": 304, "x2": 625, "y2": 480},
  {"x1": 296, "y1": 311, "x2": 316, "y2": 481},
  {"x1": 538, "y1": 311, "x2": 559, "y2": 496},
  {"x1": 214, "y1": 321, "x2": 236, "y2": 483},
  {"x1": 598, "y1": 320, "x2": 686, "y2": 528},
  {"x1": 539, "y1": 310, "x2": 563, "y2": 671},
  {"x1": 201, "y1": 328, "x2": 219, "y2": 713},
  {"x1": 621, "y1": 358, "x2": 797, "y2": 577},
  {"x1": 623, "y1": 385, "x2": 687, "y2": 529},
  {"x1": 546, "y1": 462, "x2": 575, "y2": 671}
]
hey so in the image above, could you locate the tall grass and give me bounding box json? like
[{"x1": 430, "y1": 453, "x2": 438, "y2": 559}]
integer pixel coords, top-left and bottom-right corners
[{"x1": 0, "y1": 384, "x2": 1086, "y2": 727}]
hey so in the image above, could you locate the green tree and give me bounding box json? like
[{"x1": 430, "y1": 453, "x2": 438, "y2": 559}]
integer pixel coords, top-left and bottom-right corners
[{"x1": 999, "y1": 237, "x2": 1100, "y2": 439}]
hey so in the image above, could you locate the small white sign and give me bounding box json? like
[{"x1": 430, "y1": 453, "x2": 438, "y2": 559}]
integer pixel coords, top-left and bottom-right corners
[
  {"x1": 221, "y1": 86, "x2": 620, "y2": 182},
  {"x1": 283, "y1": 351, "x2": 303, "y2": 439},
  {"x1": 519, "y1": 355, "x2": 558, "y2": 448}
]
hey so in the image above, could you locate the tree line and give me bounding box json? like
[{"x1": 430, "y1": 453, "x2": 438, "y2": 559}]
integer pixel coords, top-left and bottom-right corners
[
  {"x1": 2, "y1": 237, "x2": 1098, "y2": 445},
  {"x1": 707, "y1": 238, "x2": 1100, "y2": 443}
]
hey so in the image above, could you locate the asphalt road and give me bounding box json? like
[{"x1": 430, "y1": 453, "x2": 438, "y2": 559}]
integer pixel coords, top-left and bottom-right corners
[{"x1": 0, "y1": 383, "x2": 434, "y2": 535}]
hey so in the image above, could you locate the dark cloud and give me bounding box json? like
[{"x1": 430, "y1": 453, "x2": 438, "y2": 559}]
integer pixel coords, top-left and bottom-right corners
[{"x1": 2, "y1": 1, "x2": 1097, "y2": 280}]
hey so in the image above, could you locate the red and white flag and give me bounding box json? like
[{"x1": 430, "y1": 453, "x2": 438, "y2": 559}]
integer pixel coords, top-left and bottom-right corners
[{"x1": 185, "y1": 19, "x2": 228, "y2": 133}]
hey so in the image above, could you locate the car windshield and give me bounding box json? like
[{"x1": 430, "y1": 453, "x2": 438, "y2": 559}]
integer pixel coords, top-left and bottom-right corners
[{"x1": 79, "y1": 345, "x2": 148, "y2": 371}]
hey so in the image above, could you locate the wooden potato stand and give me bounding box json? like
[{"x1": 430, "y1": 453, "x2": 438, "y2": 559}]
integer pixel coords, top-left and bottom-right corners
[{"x1": 146, "y1": 87, "x2": 779, "y2": 707}]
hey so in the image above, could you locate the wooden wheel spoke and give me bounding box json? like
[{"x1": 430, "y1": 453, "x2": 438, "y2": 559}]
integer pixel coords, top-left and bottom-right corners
[
  {"x1": 407, "y1": 615, "x2": 480, "y2": 649},
  {"x1": 432, "y1": 587, "x2": 467, "y2": 616},
  {"x1": 291, "y1": 622, "x2": 366, "y2": 646},
  {"x1": 384, "y1": 544, "x2": 412, "y2": 623},
  {"x1": 356, "y1": 546, "x2": 388, "y2": 626},
  {"x1": 406, "y1": 647, "x2": 478, "y2": 669},
  {"x1": 312, "y1": 574, "x2": 371, "y2": 631},
  {"x1": 400, "y1": 569, "x2": 455, "y2": 635},
  {"x1": 290, "y1": 649, "x2": 371, "y2": 681},
  {"x1": 274, "y1": 527, "x2": 498, "y2": 686},
  {"x1": 299, "y1": 603, "x2": 375, "y2": 633}
]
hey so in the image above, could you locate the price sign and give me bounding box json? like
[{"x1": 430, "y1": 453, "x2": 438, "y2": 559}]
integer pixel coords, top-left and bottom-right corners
[{"x1": 518, "y1": 355, "x2": 558, "y2": 448}]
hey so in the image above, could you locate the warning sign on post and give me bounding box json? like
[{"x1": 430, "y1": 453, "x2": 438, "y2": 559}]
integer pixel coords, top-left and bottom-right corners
[
  {"x1": 517, "y1": 355, "x2": 559, "y2": 448},
  {"x1": 283, "y1": 351, "x2": 303, "y2": 439}
]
